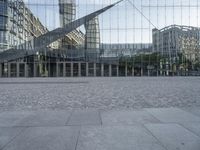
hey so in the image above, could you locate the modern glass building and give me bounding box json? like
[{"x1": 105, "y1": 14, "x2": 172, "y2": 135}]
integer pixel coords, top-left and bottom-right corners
[
  {"x1": 85, "y1": 16, "x2": 101, "y2": 61},
  {"x1": 0, "y1": 0, "x2": 200, "y2": 77},
  {"x1": 0, "y1": 0, "x2": 47, "y2": 51},
  {"x1": 153, "y1": 25, "x2": 200, "y2": 76},
  {"x1": 153, "y1": 25, "x2": 200, "y2": 60},
  {"x1": 0, "y1": 0, "x2": 122, "y2": 78},
  {"x1": 58, "y1": 0, "x2": 84, "y2": 50}
]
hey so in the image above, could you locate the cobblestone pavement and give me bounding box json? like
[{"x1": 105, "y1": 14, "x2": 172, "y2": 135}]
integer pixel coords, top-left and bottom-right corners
[{"x1": 0, "y1": 77, "x2": 200, "y2": 111}]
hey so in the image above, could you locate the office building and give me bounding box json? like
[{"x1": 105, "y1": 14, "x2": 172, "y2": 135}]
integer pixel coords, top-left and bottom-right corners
[
  {"x1": 153, "y1": 25, "x2": 200, "y2": 61},
  {"x1": 0, "y1": 0, "x2": 48, "y2": 51}
]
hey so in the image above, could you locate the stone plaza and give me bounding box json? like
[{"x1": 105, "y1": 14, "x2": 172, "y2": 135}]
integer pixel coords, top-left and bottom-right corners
[
  {"x1": 0, "y1": 107, "x2": 200, "y2": 150},
  {"x1": 0, "y1": 77, "x2": 200, "y2": 150}
]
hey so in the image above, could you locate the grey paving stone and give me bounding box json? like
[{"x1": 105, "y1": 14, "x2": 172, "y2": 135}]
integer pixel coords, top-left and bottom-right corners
[
  {"x1": 0, "y1": 127, "x2": 25, "y2": 149},
  {"x1": 145, "y1": 124, "x2": 200, "y2": 150},
  {"x1": 101, "y1": 110, "x2": 160, "y2": 125},
  {"x1": 181, "y1": 107, "x2": 200, "y2": 117},
  {"x1": 145, "y1": 108, "x2": 200, "y2": 123},
  {"x1": 3, "y1": 126, "x2": 80, "y2": 150},
  {"x1": 67, "y1": 110, "x2": 101, "y2": 126},
  {"x1": 0, "y1": 111, "x2": 33, "y2": 127},
  {"x1": 17, "y1": 110, "x2": 71, "y2": 127},
  {"x1": 76, "y1": 126, "x2": 166, "y2": 150},
  {"x1": 181, "y1": 123, "x2": 200, "y2": 137}
]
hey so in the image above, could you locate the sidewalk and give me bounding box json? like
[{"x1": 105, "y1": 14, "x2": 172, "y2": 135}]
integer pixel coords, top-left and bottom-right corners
[{"x1": 0, "y1": 107, "x2": 200, "y2": 150}]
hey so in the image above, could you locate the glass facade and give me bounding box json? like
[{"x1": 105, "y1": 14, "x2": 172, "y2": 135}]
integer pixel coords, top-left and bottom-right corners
[
  {"x1": 59, "y1": 0, "x2": 76, "y2": 26},
  {"x1": 85, "y1": 17, "x2": 100, "y2": 50},
  {"x1": 58, "y1": 0, "x2": 84, "y2": 50},
  {"x1": 0, "y1": 0, "x2": 200, "y2": 77},
  {"x1": 0, "y1": 0, "x2": 8, "y2": 50},
  {"x1": 0, "y1": 0, "x2": 47, "y2": 52}
]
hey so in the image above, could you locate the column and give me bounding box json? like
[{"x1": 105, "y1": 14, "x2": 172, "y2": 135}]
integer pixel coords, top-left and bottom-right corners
[
  {"x1": 34, "y1": 63, "x2": 37, "y2": 77},
  {"x1": 94, "y1": 63, "x2": 96, "y2": 77},
  {"x1": 25, "y1": 63, "x2": 28, "y2": 77},
  {"x1": 157, "y1": 69, "x2": 159, "y2": 77},
  {"x1": 48, "y1": 62, "x2": 51, "y2": 77},
  {"x1": 132, "y1": 67, "x2": 134, "y2": 76},
  {"x1": 177, "y1": 69, "x2": 179, "y2": 77},
  {"x1": 71, "y1": 62, "x2": 73, "y2": 77},
  {"x1": 109, "y1": 64, "x2": 112, "y2": 77},
  {"x1": 0, "y1": 63, "x2": 2, "y2": 78},
  {"x1": 47, "y1": 60, "x2": 51, "y2": 77},
  {"x1": 166, "y1": 69, "x2": 169, "y2": 76},
  {"x1": 56, "y1": 62, "x2": 59, "y2": 77},
  {"x1": 141, "y1": 68, "x2": 143, "y2": 77},
  {"x1": 63, "y1": 63, "x2": 66, "y2": 77},
  {"x1": 8, "y1": 63, "x2": 11, "y2": 77},
  {"x1": 125, "y1": 64, "x2": 128, "y2": 77},
  {"x1": 78, "y1": 63, "x2": 81, "y2": 77},
  {"x1": 116, "y1": 65, "x2": 119, "y2": 77},
  {"x1": 86, "y1": 62, "x2": 89, "y2": 77},
  {"x1": 101, "y1": 63, "x2": 104, "y2": 77},
  {"x1": 16, "y1": 63, "x2": 20, "y2": 77}
]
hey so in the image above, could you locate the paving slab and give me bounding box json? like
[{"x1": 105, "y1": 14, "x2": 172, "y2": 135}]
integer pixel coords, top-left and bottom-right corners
[
  {"x1": 76, "y1": 126, "x2": 166, "y2": 150},
  {"x1": 0, "y1": 127, "x2": 25, "y2": 149},
  {"x1": 17, "y1": 110, "x2": 71, "y2": 127},
  {"x1": 0, "y1": 111, "x2": 33, "y2": 127},
  {"x1": 145, "y1": 108, "x2": 200, "y2": 123},
  {"x1": 181, "y1": 107, "x2": 200, "y2": 117},
  {"x1": 145, "y1": 124, "x2": 200, "y2": 150},
  {"x1": 77, "y1": 126, "x2": 165, "y2": 150},
  {"x1": 180, "y1": 123, "x2": 200, "y2": 138},
  {"x1": 101, "y1": 110, "x2": 160, "y2": 125},
  {"x1": 3, "y1": 126, "x2": 80, "y2": 150},
  {"x1": 67, "y1": 109, "x2": 101, "y2": 126}
]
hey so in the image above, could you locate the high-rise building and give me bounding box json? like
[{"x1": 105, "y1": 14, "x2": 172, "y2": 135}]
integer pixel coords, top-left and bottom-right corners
[
  {"x1": 85, "y1": 17, "x2": 100, "y2": 60},
  {"x1": 85, "y1": 17, "x2": 100, "y2": 50},
  {"x1": 59, "y1": 0, "x2": 76, "y2": 27},
  {"x1": 58, "y1": 0, "x2": 100, "y2": 60},
  {"x1": 58, "y1": 0, "x2": 84, "y2": 50}
]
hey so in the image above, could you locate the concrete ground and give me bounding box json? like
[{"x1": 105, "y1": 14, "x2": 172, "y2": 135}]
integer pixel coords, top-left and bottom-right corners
[{"x1": 0, "y1": 107, "x2": 200, "y2": 150}]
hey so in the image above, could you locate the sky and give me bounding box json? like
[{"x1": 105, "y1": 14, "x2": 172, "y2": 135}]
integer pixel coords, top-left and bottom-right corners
[{"x1": 23, "y1": 0, "x2": 200, "y2": 44}]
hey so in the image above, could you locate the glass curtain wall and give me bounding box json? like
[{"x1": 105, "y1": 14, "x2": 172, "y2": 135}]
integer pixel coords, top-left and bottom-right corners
[{"x1": 0, "y1": 0, "x2": 200, "y2": 77}]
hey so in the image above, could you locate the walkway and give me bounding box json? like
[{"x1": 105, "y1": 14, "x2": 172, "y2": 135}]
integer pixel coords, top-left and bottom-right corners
[{"x1": 0, "y1": 107, "x2": 200, "y2": 150}]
